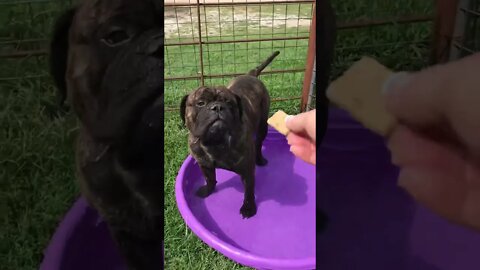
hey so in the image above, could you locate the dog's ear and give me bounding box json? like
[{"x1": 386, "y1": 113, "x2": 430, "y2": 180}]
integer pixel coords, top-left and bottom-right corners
[
  {"x1": 49, "y1": 8, "x2": 76, "y2": 108},
  {"x1": 234, "y1": 94, "x2": 243, "y2": 121},
  {"x1": 180, "y1": 94, "x2": 189, "y2": 125}
]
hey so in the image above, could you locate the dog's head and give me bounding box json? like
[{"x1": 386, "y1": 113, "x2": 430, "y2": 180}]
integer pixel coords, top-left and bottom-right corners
[
  {"x1": 50, "y1": 0, "x2": 163, "y2": 144},
  {"x1": 180, "y1": 86, "x2": 242, "y2": 146}
]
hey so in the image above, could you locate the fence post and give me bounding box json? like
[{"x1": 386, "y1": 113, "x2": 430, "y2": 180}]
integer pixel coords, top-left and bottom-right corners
[
  {"x1": 430, "y1": 0, "x2": 460, "y2": 64},
  {"x1": 448, "y1": 0, "x2": 472, "y2": 61},
  {"x1": 196, "y1": 0, "x2": 205, "y2": 86},
  {"x1": 300, "y1": 3, "x2": 316, "y2": 112}
]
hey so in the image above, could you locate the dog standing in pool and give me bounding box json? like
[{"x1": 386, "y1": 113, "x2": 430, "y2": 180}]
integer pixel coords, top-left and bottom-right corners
[{"x1": 180, "y1": 52, "x2": 280, "y2": 218}]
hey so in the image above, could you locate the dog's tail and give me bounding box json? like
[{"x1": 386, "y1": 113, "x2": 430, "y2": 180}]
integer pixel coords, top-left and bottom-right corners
[{"x1": 247, "y1": 51, "x2": 280, "y2": 77}]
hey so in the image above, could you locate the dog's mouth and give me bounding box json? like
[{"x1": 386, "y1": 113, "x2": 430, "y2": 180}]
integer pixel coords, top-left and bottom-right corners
[{"x1": 202, "y1": 119, "x2": 231, "y2": 146}]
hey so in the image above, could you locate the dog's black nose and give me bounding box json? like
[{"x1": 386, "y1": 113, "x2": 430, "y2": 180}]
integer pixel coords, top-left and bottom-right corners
[{"x1": 210, "y1": 103, "x2": 223, "y2": 112}]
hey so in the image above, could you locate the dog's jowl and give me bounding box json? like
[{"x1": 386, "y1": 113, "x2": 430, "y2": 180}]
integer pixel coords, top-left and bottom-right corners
[
  {"x1": 180, "y1": 51, "x2": 280, "y2": 219},
  {"x1": 50, "y1": 1, "x2": 163, "y2": 269}
]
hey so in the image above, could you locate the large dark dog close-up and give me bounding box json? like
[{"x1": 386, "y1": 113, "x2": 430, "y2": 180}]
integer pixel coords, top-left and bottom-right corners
[
  {"x1": 180, "y1": 51, "x2": 280, "y2": 219},
  {"x1": 317, "y1": 0, "x2": 337, "y2": 232},
  {"x1": 49, "y1": 0, "x2": 163, "y2": 269},
  {"x1": 319, "y1": 0, "x2": 337, "y2": 138}
]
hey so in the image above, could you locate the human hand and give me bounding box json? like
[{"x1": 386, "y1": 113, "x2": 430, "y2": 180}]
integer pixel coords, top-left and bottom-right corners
[
  {"x1": 285, "y1": 109, "x2": 316, "y2": 165},
  {"x1": 384, "y1": 52, "x2": 480, "y2": 230}
]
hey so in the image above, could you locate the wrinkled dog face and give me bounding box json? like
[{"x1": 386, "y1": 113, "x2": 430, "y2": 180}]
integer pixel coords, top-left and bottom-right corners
[
  {"x1": 65, "y1": 0, "x2": 163, "y2": 142},
  {"x1": 181, "y1": 87, "x2": 242, "y2": 146}
]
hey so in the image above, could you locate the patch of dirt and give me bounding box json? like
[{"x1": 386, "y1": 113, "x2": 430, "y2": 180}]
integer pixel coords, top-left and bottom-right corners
[{"x1": 165, "y1": 3, "x2": 312, "y2": 40}]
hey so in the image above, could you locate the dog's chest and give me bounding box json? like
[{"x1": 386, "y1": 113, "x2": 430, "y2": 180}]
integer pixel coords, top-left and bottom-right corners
[{"x1": 191, "y1": 143, "x2": 244, "y2": 170}]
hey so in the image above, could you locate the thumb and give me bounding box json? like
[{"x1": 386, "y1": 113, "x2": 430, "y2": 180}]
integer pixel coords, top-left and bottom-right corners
[
  {"x1": 285, "y1": 110, "x2": 316, "y2": 140},
  {"x1": 383, "y1": 53, "x2": 480, "y2": 155},
  {"x1": 383, "y1": 53, "x2": 480, "y2": 129}
]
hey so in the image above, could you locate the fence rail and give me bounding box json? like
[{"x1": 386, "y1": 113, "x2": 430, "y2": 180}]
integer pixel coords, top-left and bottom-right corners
[{"x1": 449, "y1": 0, "x2": 480, "y2": 60}]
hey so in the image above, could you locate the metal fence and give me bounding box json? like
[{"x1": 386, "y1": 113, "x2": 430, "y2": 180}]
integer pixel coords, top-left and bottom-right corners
[
  {"x1": 0, "y1": 0, "x2": 461, "y2": 114},
  {"x1": 449, "y1": 0, "x2": 480, "y2": 60},
  {"x1": 0, "y1": 0, "x2": 71, "y2": 103},
  {"x1": 164, "y1": 0, "x2": 315, "y2": 111},
  {"x1": 300, "y1": 0, "x2": 436, "y2": 113}
]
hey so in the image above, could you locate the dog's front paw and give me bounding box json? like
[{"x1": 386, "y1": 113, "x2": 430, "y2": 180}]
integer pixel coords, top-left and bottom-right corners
[
  {"x1": 195, "y1": 185, "x2": 214, "y2": 198},
  {"x1": 240, "y1": 202, "x2": 257, "y2": 218},
  {"x1": 256, "y1": 156, "x2": 268, "y2": 166}
]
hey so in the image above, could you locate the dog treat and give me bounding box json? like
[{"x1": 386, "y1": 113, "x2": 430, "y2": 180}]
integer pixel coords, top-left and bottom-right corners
[
  {"x1": 268, "y1": 110, "x2": 290, "y2": 136},
  {"x1": 326, "y1": 56, "x2": 396, "y2": 136}
]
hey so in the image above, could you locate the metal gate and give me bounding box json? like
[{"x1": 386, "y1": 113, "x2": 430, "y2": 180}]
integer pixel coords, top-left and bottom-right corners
[
  {"x1": 164, "y1": 0, "x2": 316, "y2": 111},
  {"x1": 449, "y1": 0, "x2": 480, "y2": 60}
]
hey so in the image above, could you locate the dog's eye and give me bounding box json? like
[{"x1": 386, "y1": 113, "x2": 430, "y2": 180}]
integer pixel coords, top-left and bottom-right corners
[
  {"x1": 196, "y1": 101, "x2": 206, "y2": 107},
  {"x1": 102, "y1": 29, "x2": 131, "y2": 47}
]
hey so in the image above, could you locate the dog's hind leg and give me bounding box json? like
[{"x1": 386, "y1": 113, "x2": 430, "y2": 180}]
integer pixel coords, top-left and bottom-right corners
[
  {"x1": 255, "y1": 99, "x2": 269, "y2": 166},
  {"x1": 255, "y1": 120, "x2": 268, "y2": 166}
]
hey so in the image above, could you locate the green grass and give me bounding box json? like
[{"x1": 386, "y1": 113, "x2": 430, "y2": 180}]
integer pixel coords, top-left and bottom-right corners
[
  {"x1": 0, "y1": 2, "x2": 79, "y2": 270},
  {"x1": 0, "y1": 0, "x2": 434, "y2": 269}
]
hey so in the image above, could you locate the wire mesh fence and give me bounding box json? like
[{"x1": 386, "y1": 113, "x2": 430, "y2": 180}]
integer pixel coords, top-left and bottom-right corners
[
  {"x1": 331, "y1": 0, "x2": 435, "y2": 76},
  {"x1": 301, "y1": 0, "x2": 435, "y2": 114},
  {"x1": 0, "y1": 0, "x2": 453, "y2": 114},
  {"x1": 0, "y1": 0, "x2": 73, "y2": 112},
  {"x1": 164, "y1": 0, "x2": 315, "y2": 113},
  {"x1": 450, "y1": 0, "x2": 480, "y2": 60}
]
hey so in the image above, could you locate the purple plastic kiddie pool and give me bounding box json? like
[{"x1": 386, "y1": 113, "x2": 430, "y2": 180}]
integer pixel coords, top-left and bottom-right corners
[
  {"x1": 176, "y1": 107, "x2": 480, "y2": 270},
  {"x1": 39, "y1": 198, "x2": 129, "y2": 270},
  {"x1": 175, "y1": 126, "x2": 316, "y2": 270},
  {"x1": 39, "y1": 197, "x2": 165, "y2": 270}
]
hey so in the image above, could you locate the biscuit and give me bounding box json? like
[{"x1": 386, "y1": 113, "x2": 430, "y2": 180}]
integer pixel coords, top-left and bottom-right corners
[
  {"x1": 326, "y1": 56, "x2": 397, "y2": 136},
  {"x1": 268, "y1": 110, "x2": 290, "y2": 136}
]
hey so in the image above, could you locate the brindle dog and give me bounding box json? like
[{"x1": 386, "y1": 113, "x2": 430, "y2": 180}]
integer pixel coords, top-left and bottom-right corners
[{"x1": 49, "y1": 0, "x2": 163, "y2": 269}]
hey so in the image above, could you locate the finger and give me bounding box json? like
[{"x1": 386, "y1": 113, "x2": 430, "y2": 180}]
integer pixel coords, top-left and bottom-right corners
[
  {"x1": 398, "y1": 162, "x2": 480, "y2": 231},
  {"x1": 397, "y1": 167, "x2": 467, "y2": 226},
  {"x1": 290, "y1": 145, "x2": 316, "y2": 165},
  {"x1": 287, "y1": 132, "x2": 312, "y2": 146},
  {"x1": 389, "y1": 125, "x2": 480, "y2": 229},
  {"x1": 285, "y1": 110, "x2": 316, "y2": 139},
  {"x1": 388, "y1": 125, "x2": 464, "y2": 171},
  {"x1": 383, "y1": 53, "x2": 480, "y2": 128}
]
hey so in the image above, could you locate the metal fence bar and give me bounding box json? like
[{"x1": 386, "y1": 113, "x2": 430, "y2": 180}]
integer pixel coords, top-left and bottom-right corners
[
  {"x1": 0, "y1": 0, "x2": 54, "y2": 5},
  {"x1": 300, "y1": 2, "x2": 315, "y2": 112},
  {"x1": 195, "y1": 0, "x2": 205, "y2": 85},
  {"x1": 0, "y1": 49, "x2": 47, "y2": 58},
  {"x1": 165, "y1": 68, "x2": 305, "y2": 81},
  {"x1": 338, "y1": 14, "x2": 434, "y2": 30},
  {"x1": 449, "y1": 0, "x2": 473, "y2": 61},
  {"x1": 452, "y1": 40, "x2": 476, "y2": 54},
  {"x1": 0, "y1": 74, "x2": 48, "y2": 81},
  {"x1": 306, "y1": 58, "x2": 316, "y2": 111},
  {"x1": 165, "y1": 0, "x2": 314, "y2": 7},
  {"x1": 164, "y1": 96, "x2": 301, "y2": 112},
  {"x1": 461, "y1": 6, "x2": 480, "y2": 16},
  {"x1": 165, "y1": 36, "x2": 309, "y2": 46},
  {"x1": 431, "y1": 0, "x2": 460, "y2": 63},
  {"x1": 0, "y1": 38, "x2": 47, "y2": 45}
]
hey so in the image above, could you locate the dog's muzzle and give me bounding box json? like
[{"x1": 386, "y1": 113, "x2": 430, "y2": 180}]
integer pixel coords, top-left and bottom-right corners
[{"x1": 202, "y1": 120, "x2": 230, "y2": 146}]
